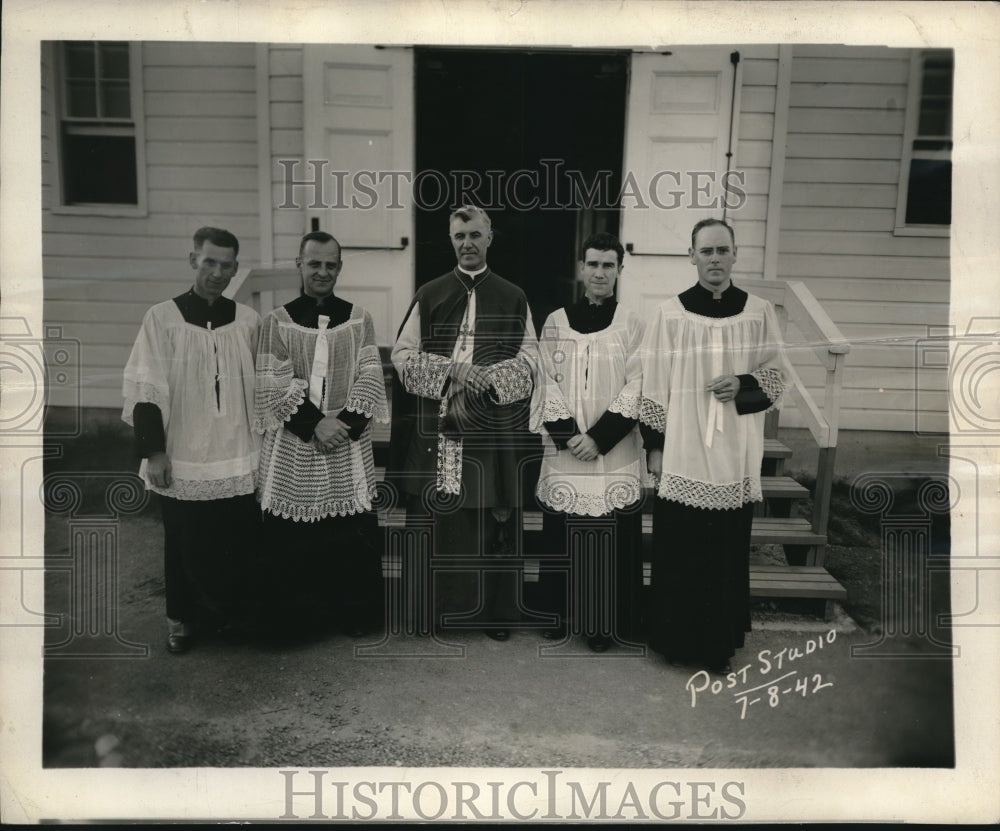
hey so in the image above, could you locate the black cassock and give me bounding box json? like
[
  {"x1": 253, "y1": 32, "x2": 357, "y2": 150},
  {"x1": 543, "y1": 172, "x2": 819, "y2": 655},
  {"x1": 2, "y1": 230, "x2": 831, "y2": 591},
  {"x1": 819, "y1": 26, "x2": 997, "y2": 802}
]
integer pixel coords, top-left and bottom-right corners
[{"x1": 641, "y1": 283, "x2": 779, "y2": 667}]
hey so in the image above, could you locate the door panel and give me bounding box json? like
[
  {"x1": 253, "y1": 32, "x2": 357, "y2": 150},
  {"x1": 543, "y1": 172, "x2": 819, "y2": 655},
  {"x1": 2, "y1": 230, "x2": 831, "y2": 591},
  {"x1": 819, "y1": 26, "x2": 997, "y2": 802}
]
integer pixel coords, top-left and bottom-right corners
[
  {"x1": 303, "y1": 45, "x2": 414, "y2": 344},
  {"x1": 619, "y1": 49, "x2": 740, "y2": 310}
]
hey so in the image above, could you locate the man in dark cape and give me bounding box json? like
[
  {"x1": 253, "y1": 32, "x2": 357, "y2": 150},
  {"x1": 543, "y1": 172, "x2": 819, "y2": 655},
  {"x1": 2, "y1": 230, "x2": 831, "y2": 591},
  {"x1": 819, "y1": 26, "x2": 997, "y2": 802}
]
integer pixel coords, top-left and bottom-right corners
[{"x1": 388, "y1": 206, "x2": 538, "y2": 640}]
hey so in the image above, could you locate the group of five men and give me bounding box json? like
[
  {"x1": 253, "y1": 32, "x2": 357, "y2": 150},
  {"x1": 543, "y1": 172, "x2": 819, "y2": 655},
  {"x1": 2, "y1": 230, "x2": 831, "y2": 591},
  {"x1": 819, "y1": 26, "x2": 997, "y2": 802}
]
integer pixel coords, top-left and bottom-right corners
[{"x1": 123, "y1": 207, "x2": 788, "y2": 676}]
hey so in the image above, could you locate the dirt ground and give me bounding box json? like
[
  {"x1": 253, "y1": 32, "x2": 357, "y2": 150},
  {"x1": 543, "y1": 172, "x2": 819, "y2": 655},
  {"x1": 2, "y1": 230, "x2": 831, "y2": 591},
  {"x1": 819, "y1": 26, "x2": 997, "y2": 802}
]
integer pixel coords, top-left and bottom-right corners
[
  {"x1": 38, "y1": 423, "x2": 955, "y2": 770},
  {"x1": 42, "y1": 506, "x2": 953, "y2": 770}
]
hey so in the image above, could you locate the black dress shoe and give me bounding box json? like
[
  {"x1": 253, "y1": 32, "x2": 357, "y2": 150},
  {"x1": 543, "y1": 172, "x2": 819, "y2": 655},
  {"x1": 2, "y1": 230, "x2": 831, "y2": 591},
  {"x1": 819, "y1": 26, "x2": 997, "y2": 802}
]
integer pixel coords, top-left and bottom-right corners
[
  {"x1": 587, "y1": 635, "x2": 611, "y2": 653},
  {"x1": 485, "y1": 628, "x2": 510, "y2": 642},
  {"x1": 166, "y1": 633, "x2": 191, "y2": 654},
  {"x1": 706, "y1": 660, "x2": 732, "y2": 675}
]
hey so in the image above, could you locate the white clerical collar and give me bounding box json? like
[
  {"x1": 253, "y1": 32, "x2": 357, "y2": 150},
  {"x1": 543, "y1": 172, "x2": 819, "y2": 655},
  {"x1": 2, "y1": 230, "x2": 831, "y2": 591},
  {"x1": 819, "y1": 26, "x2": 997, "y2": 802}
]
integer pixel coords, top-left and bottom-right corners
[{"x1": 457, "y1": 265, "x2": 488, "y2": 279}]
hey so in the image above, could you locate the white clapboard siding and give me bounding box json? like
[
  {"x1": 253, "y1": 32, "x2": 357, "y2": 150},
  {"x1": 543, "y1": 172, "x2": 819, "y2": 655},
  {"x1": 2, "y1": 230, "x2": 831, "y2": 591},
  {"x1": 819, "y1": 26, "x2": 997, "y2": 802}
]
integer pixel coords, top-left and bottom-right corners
[
  {"x1": 783, "y1": 182, "x2": 899, "y2": 209},
  {"x1": 268, "y1": 46, "x2": 307, "y2": 265},
  {"x1": 785, "y1": 134, "x2": 904, "y2": 160},
  {"x1": 781, "y1": 231, "x2": 949, "y2": 258},
  {"x1": 43, "y1": 42, "x2": 264, "y2": 408},
  {"x1": 778, "y1": 253, "x2": 948, "y2": 281},
  {"x1": 42, "y1": 41, "x2": 948, "y2": 436},
  {"x1": 775, "y1": 46, "x2": 949, "y2": 432}
]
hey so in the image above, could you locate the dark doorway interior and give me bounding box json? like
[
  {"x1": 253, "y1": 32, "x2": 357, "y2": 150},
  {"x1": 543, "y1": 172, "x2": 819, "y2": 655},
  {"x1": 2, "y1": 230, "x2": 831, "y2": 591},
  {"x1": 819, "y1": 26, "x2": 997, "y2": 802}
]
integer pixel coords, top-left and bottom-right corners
[{"x1": 415, "y1": 48, "x2": 629, "y2": 328}]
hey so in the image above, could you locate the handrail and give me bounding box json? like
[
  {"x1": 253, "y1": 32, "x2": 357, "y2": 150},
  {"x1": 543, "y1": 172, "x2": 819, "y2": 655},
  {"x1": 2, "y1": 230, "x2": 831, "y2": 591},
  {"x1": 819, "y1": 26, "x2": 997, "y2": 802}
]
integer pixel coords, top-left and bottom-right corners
[
  {"x1": 740, "y1": 279, "x2": 849, "y2": 450},
  {"x1": 784, "y1": 280, "x2": 852, "y2": 368},
  {"x1": 232, "y1": 267, "x2": 300, "y2": 297},
  {"x1": 222, "y1": 264, "x2": 254, "y2": 300},
  {"x1": 231, "y1": 267, "x2": 301, "y2": 318},
  {"x1": 741, "y1": 278, "x2": 850, "y2": 552}
]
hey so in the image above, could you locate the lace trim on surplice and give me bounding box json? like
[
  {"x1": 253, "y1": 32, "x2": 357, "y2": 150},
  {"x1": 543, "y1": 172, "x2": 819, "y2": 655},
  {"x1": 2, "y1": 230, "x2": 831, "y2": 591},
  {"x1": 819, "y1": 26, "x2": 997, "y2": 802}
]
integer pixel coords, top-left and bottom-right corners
[
  {"x1": 537, "y1": 477, "x2": 642, "y2": 517},
  {"x1": 657, "y1": 473, "x2": 762, "y2": 510},
  {"x1": 148, "y1": 472, "x2": 256, "y2": 502}
]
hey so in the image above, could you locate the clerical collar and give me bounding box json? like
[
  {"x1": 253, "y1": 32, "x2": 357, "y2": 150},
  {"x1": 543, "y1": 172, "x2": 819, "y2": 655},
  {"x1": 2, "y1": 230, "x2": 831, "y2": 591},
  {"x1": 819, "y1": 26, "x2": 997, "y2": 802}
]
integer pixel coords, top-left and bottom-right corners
[
  {"x1": 457, "y1": 265, "x2": 488, "y2": 279},
  {"x1": 566, "y1": 294, "x2": 618, "y2": 334},
  {"x1": 679, "y1": 280, "x2": 748, "y2": 319},
  {"x1": 302, "y1": 291, "x2": 337, "y2": 307},
  {"x1": 285, "y1": 292, "x2": 352, "y2": 328},
  {"x1": 694, "y1": 280, "x2": 736, "y2": 301},
  {"x1": 174, "y1": 288, "x2": 236, "y2": 328}
]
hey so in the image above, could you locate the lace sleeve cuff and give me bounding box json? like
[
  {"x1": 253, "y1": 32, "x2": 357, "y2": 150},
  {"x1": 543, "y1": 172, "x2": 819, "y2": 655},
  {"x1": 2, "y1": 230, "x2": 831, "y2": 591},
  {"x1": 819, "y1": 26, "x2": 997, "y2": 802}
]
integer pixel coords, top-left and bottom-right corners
[
  {"x1": 254, "y1": 377, "x2": 308, "y2": 433},
  {"x1": 639, "y1": 397, "x2": 666, "y2": 432},
  {"x1": 487, "y1": 357, "x2": 533, "y2": 405},
  {"x1": 608, "y1": 390, "x2": 641, "y2": 419},
  {"x1": 751, "y1": 367, "x2": 785, "y2": 409},
  {"x1": 344, "y1": 362, "x2": 391, "y2": 424},
  {"x1": 404, "y1": 352, "x2": 451, "y2": 399},
  {"x1": 530, "y1": 394, "x2": 575, "y2": 433}
]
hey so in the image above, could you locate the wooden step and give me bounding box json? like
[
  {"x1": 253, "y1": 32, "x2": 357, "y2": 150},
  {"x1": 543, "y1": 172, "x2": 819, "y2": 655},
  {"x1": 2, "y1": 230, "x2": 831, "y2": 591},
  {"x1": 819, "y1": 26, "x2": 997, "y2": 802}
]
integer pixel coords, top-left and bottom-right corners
[
  {"x1": 763, "y1": 438, "x2": 792, "y2": 459},
  {"x1": 750, "y1": 516, "x2": 825, "y2": 546},
  {"x1": 750, "y1": 564, "x2": 847, "y2": 601},
  {"x1": 760, "y1": 475, "x2": 809, "y2": 500}
]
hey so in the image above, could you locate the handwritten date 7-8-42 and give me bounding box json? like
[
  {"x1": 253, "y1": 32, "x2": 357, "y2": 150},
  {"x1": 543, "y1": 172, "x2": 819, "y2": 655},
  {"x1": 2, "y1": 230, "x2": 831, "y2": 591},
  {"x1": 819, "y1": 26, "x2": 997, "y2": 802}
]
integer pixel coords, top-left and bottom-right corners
[{"x1": 733, "y1": 671, "x2": 834, "y2": 719}]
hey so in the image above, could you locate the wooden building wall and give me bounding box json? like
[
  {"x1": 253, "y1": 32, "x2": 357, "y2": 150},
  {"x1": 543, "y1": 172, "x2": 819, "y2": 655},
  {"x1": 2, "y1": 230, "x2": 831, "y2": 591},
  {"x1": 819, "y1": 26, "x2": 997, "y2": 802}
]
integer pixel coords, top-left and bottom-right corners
[
  {"x1": 731, "y1": 45, "x2": 780, "y2": 282},
  {"x1": 40, "y1": 42, "x2": 949, "y2": 432},
  {"x1": 268, "y1": 45, "x2": 307, "y2": 266},
  {"x1": 42, "y1": 42, "x2": 262, "y2": 408},
  {"x1": 776, "y1": 45, "x2": 949, "y2": 433}
]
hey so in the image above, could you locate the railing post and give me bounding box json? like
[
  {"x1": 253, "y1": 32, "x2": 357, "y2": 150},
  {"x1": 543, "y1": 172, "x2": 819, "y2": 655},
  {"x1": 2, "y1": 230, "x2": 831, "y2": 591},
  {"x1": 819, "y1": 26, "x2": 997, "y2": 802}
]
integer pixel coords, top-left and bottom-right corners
[
  {"x1": 809, "y1": 350, "x2": 846, "y2": 565},
  {"x1": 810, "y1": 446, "x2": 836, "y2": 567}
]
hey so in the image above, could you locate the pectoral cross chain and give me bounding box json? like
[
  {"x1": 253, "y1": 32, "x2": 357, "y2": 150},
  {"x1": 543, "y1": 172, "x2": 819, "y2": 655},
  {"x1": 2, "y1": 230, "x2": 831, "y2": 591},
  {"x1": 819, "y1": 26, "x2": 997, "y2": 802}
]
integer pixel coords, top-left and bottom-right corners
[
  {"x1": 459, "y1": 318, "x2": 474, "y2": 350},
  {"x1": 459, "y1": 287, "x2": 474, "y2": 350}
]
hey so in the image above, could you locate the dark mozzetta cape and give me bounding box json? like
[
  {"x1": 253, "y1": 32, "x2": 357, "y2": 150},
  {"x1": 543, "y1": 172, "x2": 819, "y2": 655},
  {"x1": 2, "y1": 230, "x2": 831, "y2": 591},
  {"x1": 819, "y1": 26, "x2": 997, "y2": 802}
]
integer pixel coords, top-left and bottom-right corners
[{"x1": 387, "y1": 268, "x2": 537, "y2": 503}]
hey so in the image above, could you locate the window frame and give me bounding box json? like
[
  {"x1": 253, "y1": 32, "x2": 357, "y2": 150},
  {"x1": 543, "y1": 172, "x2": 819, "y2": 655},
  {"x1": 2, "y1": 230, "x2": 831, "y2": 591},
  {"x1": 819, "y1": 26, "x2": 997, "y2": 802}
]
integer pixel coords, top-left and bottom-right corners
[
  {"x1": 48, "y1": 40, "x2": 148, "y2": 217},
  {"x1": 893, "y1": 48, "x2": 952, "y2": 238}
]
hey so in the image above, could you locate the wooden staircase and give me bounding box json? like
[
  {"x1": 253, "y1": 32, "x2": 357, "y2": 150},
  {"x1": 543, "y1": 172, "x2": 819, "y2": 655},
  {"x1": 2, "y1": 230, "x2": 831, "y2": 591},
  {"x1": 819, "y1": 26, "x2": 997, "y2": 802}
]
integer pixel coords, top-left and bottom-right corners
[{"x1": 235, "y1": 271, "x2": 851, "y2": 618}]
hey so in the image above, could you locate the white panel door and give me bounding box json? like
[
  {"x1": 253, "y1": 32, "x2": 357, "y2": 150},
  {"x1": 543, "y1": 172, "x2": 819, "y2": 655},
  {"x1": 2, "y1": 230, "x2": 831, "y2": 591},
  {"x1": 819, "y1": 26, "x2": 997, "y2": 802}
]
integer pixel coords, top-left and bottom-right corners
[
  {"x1": 303, "y1": 45, "x2": 414, "y2": 345},
  {"x1": 618, "y1": 49, "x2": 740, "y2": 312}
]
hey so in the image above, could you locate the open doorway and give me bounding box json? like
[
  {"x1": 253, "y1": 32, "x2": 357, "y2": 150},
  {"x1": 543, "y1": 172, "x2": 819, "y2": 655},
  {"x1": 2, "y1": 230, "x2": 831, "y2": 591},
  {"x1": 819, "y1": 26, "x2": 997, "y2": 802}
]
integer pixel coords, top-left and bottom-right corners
[{"x1": 414, "y1": 48, "x2": 629, "y2": 328}]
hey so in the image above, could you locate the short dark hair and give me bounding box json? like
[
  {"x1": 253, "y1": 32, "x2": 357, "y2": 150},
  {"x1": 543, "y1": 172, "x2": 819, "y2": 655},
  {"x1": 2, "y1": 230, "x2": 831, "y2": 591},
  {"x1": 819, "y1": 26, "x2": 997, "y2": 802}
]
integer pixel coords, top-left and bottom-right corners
[
  {"x1": 193, "y1": 226, "x2": 239, "y2": 258},
  {"x1": 690, "y1": 218, "x2": 736, "y2": 250},
  {"x1": 297, "y1": 230, "x2": 341, "y2": 259},
  {"x1": 579, "y1": 232, "x2": 625, "y2": 267},
  {"x1": 449, "y1": 204, "x2": 492, "y2": 230}
]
